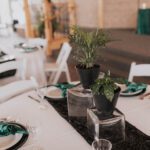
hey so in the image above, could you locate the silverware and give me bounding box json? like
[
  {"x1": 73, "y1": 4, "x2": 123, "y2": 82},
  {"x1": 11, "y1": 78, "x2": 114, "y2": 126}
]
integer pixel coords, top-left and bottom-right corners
[{"x1": 28, "y1": 95, "x2": 41, "y2": 103}]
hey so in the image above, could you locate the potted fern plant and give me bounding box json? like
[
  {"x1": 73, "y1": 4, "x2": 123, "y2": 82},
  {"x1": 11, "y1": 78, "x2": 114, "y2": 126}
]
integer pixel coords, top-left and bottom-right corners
[
  {"x1": 91, "y1": 74, "x2": 121, "y2": 116},
  {"x1": 69, "y1": 26, "x2": 110, "y2": 89}
]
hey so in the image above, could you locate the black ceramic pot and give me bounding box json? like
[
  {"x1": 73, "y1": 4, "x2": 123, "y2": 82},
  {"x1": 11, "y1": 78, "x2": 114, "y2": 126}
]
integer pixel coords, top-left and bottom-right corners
[
  {"x1": 93, "y1": 87, "x2": 121, "y2": 115},
  {"x1": 76, "y1": 64, "x2": 100, "y2": 89}
]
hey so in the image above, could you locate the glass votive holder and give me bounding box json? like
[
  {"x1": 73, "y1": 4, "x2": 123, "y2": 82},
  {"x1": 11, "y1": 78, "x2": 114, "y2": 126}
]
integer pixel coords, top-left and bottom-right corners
[
  {"x1": 92, "y1": 139, "x2": 112, "y2": 150},
  {"x1": 87, "y1": 108, "x2": 125, "y2": 144},
  {"x1": 67, "y1": 84, "x2": 93, "y2": 117}
]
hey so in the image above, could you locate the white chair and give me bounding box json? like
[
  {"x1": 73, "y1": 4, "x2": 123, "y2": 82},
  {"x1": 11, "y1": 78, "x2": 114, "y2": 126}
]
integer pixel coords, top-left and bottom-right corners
[
  {"x1": 128, "y1": 62, "x2": 150, "y2": 82},
  {"x1": 45, "y1": 42, "x2": 72, "y2": 84},
  {"x1": 0, "y1": 60, "x2": 25, "y2": 86}
]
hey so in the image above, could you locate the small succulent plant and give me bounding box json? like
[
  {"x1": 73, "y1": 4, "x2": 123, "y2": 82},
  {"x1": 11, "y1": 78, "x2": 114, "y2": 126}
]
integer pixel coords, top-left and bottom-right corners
[{"x1": 91, "y1": 74, "x2": 118, "y2": 101}]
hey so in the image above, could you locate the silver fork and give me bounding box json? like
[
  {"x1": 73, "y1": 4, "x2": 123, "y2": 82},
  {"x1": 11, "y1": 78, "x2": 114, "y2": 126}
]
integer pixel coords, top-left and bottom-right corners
[{"x1": 28, "y1": 95, "x2": 47, "y2": 109}]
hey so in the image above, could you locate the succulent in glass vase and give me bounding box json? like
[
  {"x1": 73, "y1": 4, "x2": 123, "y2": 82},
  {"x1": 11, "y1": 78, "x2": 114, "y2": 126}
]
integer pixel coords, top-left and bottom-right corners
[
  {"x1": 91, "y1": 73, "x2": 121, "y2": 116},
  {"x1": 69, "y1": 26, "x2": 110, "y2": 89}
]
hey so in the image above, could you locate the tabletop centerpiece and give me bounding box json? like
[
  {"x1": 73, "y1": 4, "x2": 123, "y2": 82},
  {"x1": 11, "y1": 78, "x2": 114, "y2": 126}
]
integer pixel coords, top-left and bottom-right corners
[
  {"x1": 91, "y1": 73, "x2": 121, "y2": 117},
  {"x1": 69, "y1": 26, "x2": 110, "y2": 89}
]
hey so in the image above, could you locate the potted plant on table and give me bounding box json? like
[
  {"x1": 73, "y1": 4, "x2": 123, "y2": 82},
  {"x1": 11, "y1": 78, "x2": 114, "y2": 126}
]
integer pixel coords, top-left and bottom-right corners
[
  {"x1": 69, "y1": 26, "x2": 110, "y2": 89},
  {"x1": 91, "y1": 73, "x2": 121, "y2": 116}
]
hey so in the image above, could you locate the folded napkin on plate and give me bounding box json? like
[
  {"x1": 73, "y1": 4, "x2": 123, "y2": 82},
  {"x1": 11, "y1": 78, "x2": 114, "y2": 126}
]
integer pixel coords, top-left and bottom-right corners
[
  {"x1": 14, "y1": 42, "x2": 24, "y2": 48},
  {"x1": 123, "y1": 82, "x2": 147, "y2": 93},
  {"x1": 0, "y1": 51, "x2": 6, "y2": 57},
  {"x1": 0, "y1": 80, "x2": 37, "y2": 103},
  {"x1": 53, "y1": 83, "x2": 77, "y2": 97},
  {"x1": 0, "y1": 122, "x2": 27, "y2": 137}
]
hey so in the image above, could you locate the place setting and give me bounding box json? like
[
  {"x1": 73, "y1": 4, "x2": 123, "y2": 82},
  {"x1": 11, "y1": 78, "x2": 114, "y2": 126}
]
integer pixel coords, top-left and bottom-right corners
[
  {"x1": 14, "y1": 42, "x2": 39, "y2": 53},
  {"x1": 44, "y1": 81, "x2": 80, "y2": 101},
  {"x1": 0, "y1": 119, "x2": 29, "y2": 150},
  {"x1": 0, "y1": 51, "x2": 6, "y2": 57},
  {"x1": 119, "y1": 82, "x2": 147, "y2": 97},
  {"x1": 0, "y1": 51, "x2": 15, "y2": 64}
]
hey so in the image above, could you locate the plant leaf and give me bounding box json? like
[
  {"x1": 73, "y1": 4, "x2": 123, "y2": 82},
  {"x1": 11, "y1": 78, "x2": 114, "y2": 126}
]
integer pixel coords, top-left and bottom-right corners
[
  {"x1": 104, "y1": 85, "x2": 114, "y2": 102},
  {"x1": 69, "y1": 26, "x2": 111, "y2": 68}
]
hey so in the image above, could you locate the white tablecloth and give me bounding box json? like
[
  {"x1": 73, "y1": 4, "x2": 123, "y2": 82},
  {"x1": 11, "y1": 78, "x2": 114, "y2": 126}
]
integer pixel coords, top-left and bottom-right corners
[
  {"x1": 0, "y1": 90, "x2": 91, "y2": 150},
  {"x1": 0, "y1": 37, "x2": 46, "y2": 85},
  {"x1": 117, "y1": 86, "x2": 150, "y2": 136}
]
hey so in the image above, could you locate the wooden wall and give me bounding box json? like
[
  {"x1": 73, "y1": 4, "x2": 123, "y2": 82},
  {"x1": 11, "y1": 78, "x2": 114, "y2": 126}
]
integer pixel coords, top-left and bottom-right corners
[
  {"x1": 75, "y1": 0, "x2": 99, "y2": 28},
  {"x1": 103, "y1": 0, "x2": 139, "y2": 28},
  {"x1": 75, "y1": 0, "x2": 142, "y2": 29},
  {"x1": 139, "y1": 0, "x2": 150, "y2": 8}
]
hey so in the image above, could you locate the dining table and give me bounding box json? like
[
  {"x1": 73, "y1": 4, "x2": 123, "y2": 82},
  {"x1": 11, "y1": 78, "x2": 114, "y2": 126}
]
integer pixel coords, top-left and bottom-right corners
[
  {"x1": 0, "y1": 81, "x2": 91, "y2": 150},
  {"x1": 0, "y1": 36, "x2": 46, "y2": 86},
  {"x1": 0, "y1": 80, "x2": 150, "y2": 149},
  {"x1": 117, "y1": 85, "x2": 150, "y2": 136}
]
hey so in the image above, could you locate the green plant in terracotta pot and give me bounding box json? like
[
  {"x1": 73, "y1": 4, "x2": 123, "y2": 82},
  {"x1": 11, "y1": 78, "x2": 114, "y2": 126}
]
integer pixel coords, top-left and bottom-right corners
[
  {"x1": 91, "y1": 73, "x2": 121, "y2": 116},
  {"x1": 69, "y1": 26, "x2": 110, "y2": 89}
]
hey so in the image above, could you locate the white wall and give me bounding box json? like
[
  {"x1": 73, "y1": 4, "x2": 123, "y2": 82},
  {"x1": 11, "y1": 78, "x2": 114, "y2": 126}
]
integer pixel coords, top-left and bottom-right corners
[
  {"x1": 11, "y1": 0, "x2": 25, "y2": 25},
  {"x1": 0, "y1": 0, "x2": 12, "y2": 24},
  {"x1": 0, "y1": 0, "x2": 42, "y2": 25}
]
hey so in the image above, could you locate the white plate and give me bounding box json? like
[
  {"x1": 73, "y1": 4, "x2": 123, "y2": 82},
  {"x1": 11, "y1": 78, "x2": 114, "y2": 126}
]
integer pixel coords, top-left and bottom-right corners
[
  {"x1": 45, "y1": 81, "x2": 80, "y2": 100},
  {"x1": 46, "y1": 86, "x2": 63, "y2": 99},
  {"x1": 0, "y1": 134, "x2": 22, "y2": 150},
  {"x1": 20, "y1": 48, "x2": 37, "y2": 53},
  {"x1": 0, "y1": 55, "x2": 15, "y2": 63},
  {"x1": 120, "y1": 89, "x2": 144, "y2": 96},
  {"x1": 22, "y1": 43, "x2": 36, "y2": 49}
]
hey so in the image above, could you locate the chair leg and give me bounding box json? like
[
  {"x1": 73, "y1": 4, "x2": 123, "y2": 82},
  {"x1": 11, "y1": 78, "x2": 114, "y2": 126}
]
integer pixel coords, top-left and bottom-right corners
[
  {"x1": 65, "y1": 65, "x2": 71, "y2": 82},
  {"x1": 53, "y1": 71, "x2": 62, "y2": 84},
  {"x1": 49, "y1": 72, "x2": 56, "y2": 83}
]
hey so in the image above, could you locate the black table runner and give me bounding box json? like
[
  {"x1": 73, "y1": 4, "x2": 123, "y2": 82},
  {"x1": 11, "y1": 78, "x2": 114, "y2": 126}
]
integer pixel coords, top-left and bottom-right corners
[{"x1": 46, "y1": 98, "x2": 150, "y2": 150}]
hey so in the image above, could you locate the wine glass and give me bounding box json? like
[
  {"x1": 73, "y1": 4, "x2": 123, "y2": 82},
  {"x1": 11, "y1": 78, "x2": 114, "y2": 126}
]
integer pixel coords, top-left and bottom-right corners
[
  {"x1": 30, "y1": 76, "x2": 49, "y2": 109},
  {"x1": 92, "y1": 139, "x2": 112, "y2": 150}
]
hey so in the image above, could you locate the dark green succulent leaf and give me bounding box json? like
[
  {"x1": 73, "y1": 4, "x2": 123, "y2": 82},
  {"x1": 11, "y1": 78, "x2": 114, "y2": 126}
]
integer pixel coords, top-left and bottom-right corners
[
  {"x1": 104, "y1": 85, "x2": 114, "y2": 101},
  {"x1": 91, "y1": 73, "x2": 118, "y2": 102}
]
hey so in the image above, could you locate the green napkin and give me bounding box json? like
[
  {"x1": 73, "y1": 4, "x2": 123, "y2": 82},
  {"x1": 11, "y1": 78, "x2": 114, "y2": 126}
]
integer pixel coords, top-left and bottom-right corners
[
  {"x1": 123, "y1": 82, "x2": 147, "y2": 93},
  {"x1": 0, "y1": 122, "x2": 28, "y2": 137},
  {"x1": 54, "y1": 83, "x2": 77, "y2": 98}
]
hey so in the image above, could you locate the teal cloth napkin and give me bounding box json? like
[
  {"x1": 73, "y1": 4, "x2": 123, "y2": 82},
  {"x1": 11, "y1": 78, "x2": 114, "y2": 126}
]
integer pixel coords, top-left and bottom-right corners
[
  {"x1": 0, "y1": 122, "x2": 27, "y2": 137},
  {"x1": 113, "y1": 78, "x2": 147, "y2": 93},
  {"x1": 54, "y1": 83, "x2": 77, "y2": 98},
  {"x1": 123, "y1": 82, "x2": 147, "y2": 93}
]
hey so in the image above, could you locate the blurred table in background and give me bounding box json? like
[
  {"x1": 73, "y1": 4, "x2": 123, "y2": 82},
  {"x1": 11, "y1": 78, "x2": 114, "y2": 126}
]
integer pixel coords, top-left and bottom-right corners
[
  {"x1": 0, "y1": 39, "x2": 46, "y2": 85},
  {"x1": 137, "y1": 8, "x2": 150, "y2": 35}
]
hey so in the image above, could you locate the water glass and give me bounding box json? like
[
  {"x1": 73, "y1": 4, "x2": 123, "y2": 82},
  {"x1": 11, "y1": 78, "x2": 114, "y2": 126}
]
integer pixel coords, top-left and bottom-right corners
[{"x1": 92, "y1": 139, "x2": 112, "y2": 150}]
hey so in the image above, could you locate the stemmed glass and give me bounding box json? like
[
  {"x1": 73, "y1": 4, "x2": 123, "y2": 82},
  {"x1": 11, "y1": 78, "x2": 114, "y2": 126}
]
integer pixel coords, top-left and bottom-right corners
[
  {"x1": 92, "y1": 139, "x2": 112, "y2": 150},
  {"x1": 30, "y1": 76, "x2": 48, "y2": 109}
]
